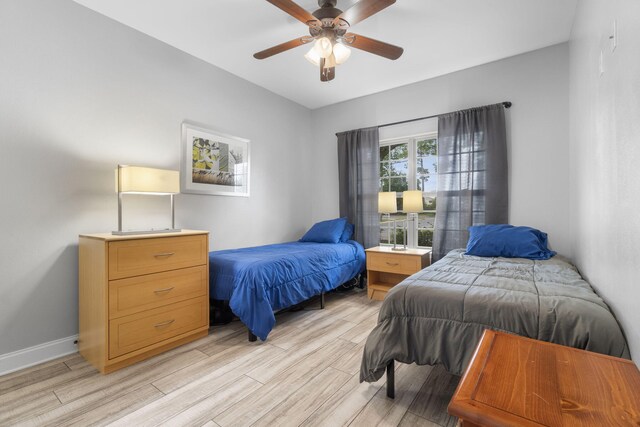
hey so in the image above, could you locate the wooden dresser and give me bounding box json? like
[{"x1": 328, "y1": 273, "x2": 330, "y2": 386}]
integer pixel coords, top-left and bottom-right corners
[
  {"x1": 449, "y1": 329, "x2": 640, "y2": 426},
  {"x1": 78, "y1": 230, "x2": 209, "y2": 373},
  {"x1": 365, "y1": 246, "x2": 431, "y2": 300}
]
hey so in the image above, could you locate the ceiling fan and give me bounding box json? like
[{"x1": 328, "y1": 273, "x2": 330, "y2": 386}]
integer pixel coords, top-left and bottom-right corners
[{"x1": 254, "y1": 0, "x2": 404, "y2": 82}]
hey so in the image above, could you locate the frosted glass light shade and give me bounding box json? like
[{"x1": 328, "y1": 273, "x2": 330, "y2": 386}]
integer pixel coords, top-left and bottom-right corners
[
  {"x1": 304, "y1": 46, "x2": 321, "y2": 66},
  {"x1": 403, "y1": 190, "x2": 424, "y2": 213},
  {"x1": 333, "y1": 43, "x2": 351, "y2": 64},
  {"x1": 313, "y1": 37, "x2": 333, "y2": 58},
  {"x1": 115, "y1": 166, "x2": 180, "y2": 194},
  {"x1": 378, "y1": 192, "x2": 398, "y2": 214}
]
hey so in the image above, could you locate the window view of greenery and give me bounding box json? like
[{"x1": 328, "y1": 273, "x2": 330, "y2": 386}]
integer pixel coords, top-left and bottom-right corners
[
  {"x1": 380, "y1": 136, "x2": 437, "y2": 248},
  {"x1": 379, "y1": 142, "x2": 408, "y2": 246},
  {"x1": 417, "y1": 138, "x2": 437, "y2": 247}
]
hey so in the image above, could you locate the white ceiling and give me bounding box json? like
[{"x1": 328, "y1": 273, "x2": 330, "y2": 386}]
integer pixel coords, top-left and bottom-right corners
[{"x1": 73, "y1": 0, "x2": 577, "y2": 109}]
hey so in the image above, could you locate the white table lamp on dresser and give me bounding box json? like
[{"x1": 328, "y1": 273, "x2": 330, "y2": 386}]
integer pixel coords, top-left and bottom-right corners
[{"x1": 114, "y1": 165, "x2": 181, "y2": 235}]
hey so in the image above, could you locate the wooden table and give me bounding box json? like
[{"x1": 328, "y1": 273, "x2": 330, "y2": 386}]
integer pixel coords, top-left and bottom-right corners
[{"x1": 448, "y1": 330, "x2": 640, "y2": 426}]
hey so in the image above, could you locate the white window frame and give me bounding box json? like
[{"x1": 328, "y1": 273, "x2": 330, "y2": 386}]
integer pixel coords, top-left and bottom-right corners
[{"x1": 379, "y1": 132, "x2": 438, "y2": 248}]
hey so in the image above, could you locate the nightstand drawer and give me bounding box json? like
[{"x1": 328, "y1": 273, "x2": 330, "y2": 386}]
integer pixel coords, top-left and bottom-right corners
[
  {"x1": 108, "y1": 265, "x2": 208, "y2": 319},
  {"x1": 367, "y1": 252, "x2": 422, "y2": 275},
  {"x1": 108, "y1": 235, "x2": 207, "y2": 279},
  {"x1": 109, "y1": 296, "x2": 208, "y2": 358}
]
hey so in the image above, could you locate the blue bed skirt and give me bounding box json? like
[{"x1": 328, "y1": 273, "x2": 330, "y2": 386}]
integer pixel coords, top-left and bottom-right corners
[{"x1": 209, "y1": 240, "x2": 365, "y2": 340}]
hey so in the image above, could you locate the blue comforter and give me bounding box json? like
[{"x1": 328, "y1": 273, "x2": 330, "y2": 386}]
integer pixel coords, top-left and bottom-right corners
[{"x1": 209, "y1": 241, "x2": 365, "y2": 340}]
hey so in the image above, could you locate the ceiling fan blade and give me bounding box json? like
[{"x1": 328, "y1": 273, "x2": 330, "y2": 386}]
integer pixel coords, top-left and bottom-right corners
[
  {"x1": 266, "y1": 0, "x2": 321, "y2": 26},
  {"x1": 254, "y1": 36, "x2": 312, "y2": 59},
  {"x1": 344, "y1": 33, "x2": 403, "y2": 60},
  {"x1": 333, "y1": 0, "x2": 395, "y2": 27}
]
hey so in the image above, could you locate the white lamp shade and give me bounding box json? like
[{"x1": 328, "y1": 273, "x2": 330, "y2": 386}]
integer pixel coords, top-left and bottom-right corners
[
  {"x1": 116, "y1": 166, "x2": 180, "y2": 194},
  {"x1": 378, "y1": 192, "x2": 398, "y2": 214},
  {"x1": 403, "y1": 190, "x2": 424, "y2": 213},
  {"x1": 304, "y1": 46, "x2": 321, "y2": 66},
  {"x1": 313, "y1": 37, "x2": 333, "y2": 58},
  {"x1": 333, "y1": 43, "x2": 351, "y2": 65}
]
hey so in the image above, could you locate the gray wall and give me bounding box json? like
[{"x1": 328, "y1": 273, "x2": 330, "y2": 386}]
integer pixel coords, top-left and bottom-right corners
[
  {"x1": 310, "y1": 44, "x2": 571, "y2": 257},
  {"x1": 569, "y1": 0, "x2": 640, "y2": 363},
  {"x1": 0, "y1": 0, "x2": 312, "y2": 355}
]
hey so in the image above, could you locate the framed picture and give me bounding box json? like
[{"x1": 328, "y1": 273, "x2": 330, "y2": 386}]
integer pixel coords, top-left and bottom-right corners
[{"x1": 181, "y1": 121, "x2": 250, "y2": 197}]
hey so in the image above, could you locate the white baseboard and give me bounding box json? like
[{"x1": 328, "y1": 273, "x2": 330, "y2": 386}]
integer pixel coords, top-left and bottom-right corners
[{"x1": 0, "y1": 335, "x2": 79, "y2": 376}]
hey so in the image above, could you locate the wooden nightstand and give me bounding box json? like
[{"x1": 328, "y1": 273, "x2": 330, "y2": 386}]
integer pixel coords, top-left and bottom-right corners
[
  {"x1": 78, "y1": 230, "x2": 209, "y2": 373},
  {"x1": 448, "y1": 330, "x2": 640, "y2": 426},
  {"x1": 365, "y1": 246, "x2": 431, "y2": 300}
]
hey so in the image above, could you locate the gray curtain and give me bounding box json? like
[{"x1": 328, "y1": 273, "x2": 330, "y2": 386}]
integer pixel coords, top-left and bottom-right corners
[
  {"x1": 337, "y1": 127, "x2": 380, "y2": 249},
  {"x1": 433, "y1": 104, "x2": 508, "y2": 261}
]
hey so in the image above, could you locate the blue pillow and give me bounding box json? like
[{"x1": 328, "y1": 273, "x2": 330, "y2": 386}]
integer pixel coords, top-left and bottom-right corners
[
  {"x1": 465, "y1": 224, "x2": 556, "y2": 260},
  {"x1": 299, "y1": 218, "x2": 348, "y2": 244},
  {"x1": 340, "y1": 223, "x2": 354, "y2": 242}
]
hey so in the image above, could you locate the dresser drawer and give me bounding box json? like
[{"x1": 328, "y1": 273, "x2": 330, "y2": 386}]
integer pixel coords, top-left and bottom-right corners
[
  {"x1": 109, "y1": 296, "x2": 208, "y2": 358},
  {"x1": 108, "y1": 265, "x2": 207, "y2": 319},
  {"x1": 367, "y1": 252, "x2": 422, "y2": 275},
  {"x1": 108, "y1": 235, "x2": 207, "y2": 279}
]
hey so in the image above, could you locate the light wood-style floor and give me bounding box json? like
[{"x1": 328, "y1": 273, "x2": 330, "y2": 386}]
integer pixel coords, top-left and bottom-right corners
[{"x1": 0, "y1": 289, "x2": 460, "y2": 426}]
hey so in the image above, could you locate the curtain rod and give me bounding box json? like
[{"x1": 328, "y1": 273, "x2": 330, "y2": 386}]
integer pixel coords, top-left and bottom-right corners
[
  {"x1": 378, "y1": 101, "x2": 512, "y2": 129},
  {"x1": 335, "y1": 102, "x2": 512, "y2": 136}
]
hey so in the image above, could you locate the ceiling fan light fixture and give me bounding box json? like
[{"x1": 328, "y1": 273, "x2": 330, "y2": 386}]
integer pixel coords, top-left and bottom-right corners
[
  {"x1": 313, "y1": 37, "x2": 333, "y2": 58},
  {"x1": 254, "y1": 0, "x2": 404, "y2": 83},
  {"x1": 304, "y1": 46, "x2": 321, "y2": 66},
  {"x1": 333, "y1": 42, "x2": 351, "y2": 65},
  {"x1": 323, "y1": 53, "x2": 337, "y2": 69}
]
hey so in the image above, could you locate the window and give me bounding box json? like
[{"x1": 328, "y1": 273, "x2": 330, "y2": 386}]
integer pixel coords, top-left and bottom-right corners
[{"x1": 379, "y1": 134, "x2": 437, "y2": 248}]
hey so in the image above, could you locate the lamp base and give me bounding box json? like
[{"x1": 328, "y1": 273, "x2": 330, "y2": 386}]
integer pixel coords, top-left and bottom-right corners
[{"x1": 112, "y1": 228, "x2": 182, "y2": 236}]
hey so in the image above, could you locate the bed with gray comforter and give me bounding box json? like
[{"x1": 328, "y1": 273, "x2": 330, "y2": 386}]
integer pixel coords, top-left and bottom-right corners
[{"x1": 360, "y1": 249, "x2": 630, "y2": 382}]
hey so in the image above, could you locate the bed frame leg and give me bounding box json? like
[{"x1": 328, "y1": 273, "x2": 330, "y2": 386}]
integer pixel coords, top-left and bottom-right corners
[
  {"x1": 320, "y1": 292, "x2": 325, "y2": 309},
  {"x1": 386, "y1": 360, "x2": 395, "y2": 399},
  {"x1": 248, "y1": 329, "x2": 257, "y2": 342}
]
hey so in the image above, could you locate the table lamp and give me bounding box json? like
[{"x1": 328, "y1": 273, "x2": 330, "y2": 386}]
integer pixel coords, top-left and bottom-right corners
[
  {"x1": 113, "y1": 165, "x2": 181, "y2": 235},
  {"x1": 403, "y1": 190, "x2": 424, "y2": 247},
  {"x1": 378, "y1": 191, "x2": 404, "y2": 250},
  {"x1": 403, "y1": 190, "x2": 424, "y2": 214}
]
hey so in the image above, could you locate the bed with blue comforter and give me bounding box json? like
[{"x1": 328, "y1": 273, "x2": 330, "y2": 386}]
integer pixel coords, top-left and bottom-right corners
[{"x1": 209, "y1": 240, "x2": 365, "y2": 340}]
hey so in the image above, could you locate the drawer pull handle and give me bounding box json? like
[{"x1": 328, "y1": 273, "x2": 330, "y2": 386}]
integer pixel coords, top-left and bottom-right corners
[
  {"x1": 154, "y1": 319, "x2": 175, "y2": 328},
  {"x1": 154, "y1": 252, "x2": 175, "y2": 258},
  {"x1": 386, "y1": 262, "x2": 399, "y2": 266},
  {"x1": 154, "y1": 287, "x2": 175, "y2": 294}
]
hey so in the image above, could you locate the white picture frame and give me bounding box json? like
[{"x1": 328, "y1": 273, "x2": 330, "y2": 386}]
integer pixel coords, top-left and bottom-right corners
[{"x1": 181, "y1": 121, "x2": 250, "y2": 197}]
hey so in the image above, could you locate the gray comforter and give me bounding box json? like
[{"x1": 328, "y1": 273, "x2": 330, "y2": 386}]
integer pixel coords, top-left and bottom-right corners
[{"x1": 360, "y1": 249, "x2": 630, "y2": 382}]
